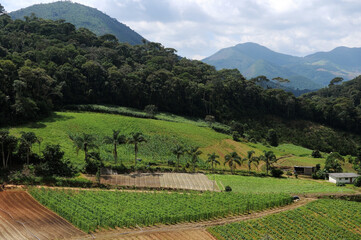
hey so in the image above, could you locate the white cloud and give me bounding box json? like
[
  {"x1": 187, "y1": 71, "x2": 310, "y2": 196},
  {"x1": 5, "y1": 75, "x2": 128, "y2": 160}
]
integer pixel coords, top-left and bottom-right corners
[{"x1": 2, "y1": 0, "x2": 361, "y2": 58}]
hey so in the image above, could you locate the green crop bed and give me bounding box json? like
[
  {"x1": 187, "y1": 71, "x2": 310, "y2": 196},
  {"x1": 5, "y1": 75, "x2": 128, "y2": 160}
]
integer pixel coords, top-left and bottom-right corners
[
  {"x1": 29, "y1": 188, "x2": 292, "y2": 233},
  {"x1": 209, "y1": 174, "x2": 355, "y2": 194},
  {"x1": 208, "y1": 199, "x2": 361, "y2": 240}
]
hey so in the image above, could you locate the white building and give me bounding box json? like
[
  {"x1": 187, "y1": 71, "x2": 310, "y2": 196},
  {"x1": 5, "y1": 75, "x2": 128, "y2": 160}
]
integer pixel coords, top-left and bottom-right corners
[{"x1": 328, "y1": 173, "x2": 360, "y2": 184}]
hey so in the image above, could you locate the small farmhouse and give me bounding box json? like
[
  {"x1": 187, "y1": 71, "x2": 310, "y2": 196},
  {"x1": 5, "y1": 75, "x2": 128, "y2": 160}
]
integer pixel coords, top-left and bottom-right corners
[
  {"x1": 294, "y1": 166, "x2": 315, "y2": 176},
  {"x1": 328, "y1": 173, "x2": 360, "y2": 184}
]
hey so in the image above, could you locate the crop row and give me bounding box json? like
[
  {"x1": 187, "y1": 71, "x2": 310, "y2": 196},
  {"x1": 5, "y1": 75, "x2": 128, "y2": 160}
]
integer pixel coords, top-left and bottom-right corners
[
  {"x1": 29, "y1": 188, "x2": 292, "y2": 233},
  {"x1": 208, "y1": 199, "x2": 361, "y2": 240}
]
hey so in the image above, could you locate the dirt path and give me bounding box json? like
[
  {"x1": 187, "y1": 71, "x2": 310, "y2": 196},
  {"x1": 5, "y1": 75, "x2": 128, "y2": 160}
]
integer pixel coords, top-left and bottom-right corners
[{"x1": 74, "y1": 197, "x2": 316, "y2": 240}]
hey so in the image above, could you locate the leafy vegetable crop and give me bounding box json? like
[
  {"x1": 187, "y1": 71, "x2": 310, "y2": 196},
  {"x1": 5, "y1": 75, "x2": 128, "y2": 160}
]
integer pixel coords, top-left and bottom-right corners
[{"x1": 29, "y1": 188, "x2": 292, "y2": 233}]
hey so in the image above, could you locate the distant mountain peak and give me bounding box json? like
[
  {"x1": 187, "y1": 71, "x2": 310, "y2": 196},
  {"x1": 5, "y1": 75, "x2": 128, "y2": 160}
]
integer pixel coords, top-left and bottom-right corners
[
  {"x1": 203, "y1": 42, "x2": 361, "y2": 90},
  {"x1": 10, "y1": 1, "x2": 145, "y2": 45}
]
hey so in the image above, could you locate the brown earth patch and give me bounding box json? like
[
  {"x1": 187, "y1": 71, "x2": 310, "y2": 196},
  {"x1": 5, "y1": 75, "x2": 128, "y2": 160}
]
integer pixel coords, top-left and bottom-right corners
[{"x1": 0, "y1": 191, "x2": 84, "y2": 240}]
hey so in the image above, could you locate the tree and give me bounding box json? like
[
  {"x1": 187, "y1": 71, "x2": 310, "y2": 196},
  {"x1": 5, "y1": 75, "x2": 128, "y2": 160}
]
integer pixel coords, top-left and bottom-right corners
[
  {"x1": 324, "y1": 152, "x2": 344, "y2": 173},
  {"x1": 312, "y1": 150, "x2": 322, "y2": 158},
  {"x1": 40, "y1": 144, "x2": 74, "y2": 177},
  {"x1": 267, "y1": 129, "x2": 278, "y2": 147},
  {"x1": 260, "y1": 151, "x2": 277, "y2": 175},
  {"x1": 329, "y1": 77, "x2": 343, "y2": 87},
  {"x1": 19, "y1": 132, "x2": 38, "y2": 165},
  {"x1": 103, "y1": 130, "x2": 127, "y2": 165},
  {"x1": 128, "y1": 132, "x2": 147, "y2": 166},
  {"x1": 187, "y1": 146, "x2": 202, "y2": 172},
  {"x1": 172, "y1": 144, "x2": 185, "y2": 171},
  {"x1": 244, "y1": 150, "x2": 259, "y2": 172},
  {"x1": 68, "y1": 133, "x2": 97, "y2": 163},
  {"x1": 224, "y1": 152, "x2": 242, "y2": 174},
  {"x1": 0, "y1": 4, "x2": 5, "y2": 15},
  {"x1": 0, "y1": 130, "x2": 17, "y2": 169},
  {"x1": 207, "y1": 152, "x2": 220, "y2": 173}
]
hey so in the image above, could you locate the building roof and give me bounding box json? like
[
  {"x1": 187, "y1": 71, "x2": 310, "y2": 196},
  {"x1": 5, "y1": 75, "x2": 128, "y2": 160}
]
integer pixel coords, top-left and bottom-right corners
[
  {"x1": 294, "y1": 166, "x2": 315, "y2": 168},
  {"x1": 328, "y1": 173, "x2": 360, "y2": 178}
]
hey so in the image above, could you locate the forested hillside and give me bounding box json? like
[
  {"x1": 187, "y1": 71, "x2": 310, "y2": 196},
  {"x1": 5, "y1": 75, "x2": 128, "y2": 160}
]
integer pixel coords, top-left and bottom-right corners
[
  {"x1": 0, "y1": 12, "x2": 361, "y2": 154},
  {"x1": 9, "y1": 1, "x2": 144, "y2": 45}
]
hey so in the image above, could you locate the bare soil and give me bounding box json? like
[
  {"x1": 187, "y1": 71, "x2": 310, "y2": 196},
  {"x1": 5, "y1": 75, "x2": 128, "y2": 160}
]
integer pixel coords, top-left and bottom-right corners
[
  {"x1": 0, "y1": 191, "x2": 85, "y2": 240},
  {"x1": 85, "y1": 172, "x2": 219, "y2": 191}
]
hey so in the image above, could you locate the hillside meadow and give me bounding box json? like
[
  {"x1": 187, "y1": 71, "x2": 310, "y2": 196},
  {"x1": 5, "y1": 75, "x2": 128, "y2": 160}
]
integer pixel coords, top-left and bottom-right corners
[{"x1": 6, "y1": 110, "x2": 344, "y2": 171}]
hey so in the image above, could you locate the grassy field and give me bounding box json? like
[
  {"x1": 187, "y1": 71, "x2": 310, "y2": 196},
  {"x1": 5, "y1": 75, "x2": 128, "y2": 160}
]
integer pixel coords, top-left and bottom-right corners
[
  {"x1": 209, "y1": 174, "x2": 355, "y2": 194},
  {"x1": 30, "y1": 188, "x2": 292, "y2": 233},
  {"x1": 8, "y1": 111, "x2": 228, "y2": 167},
  {"x1": 208, "y1": 199, "x2": 361, "y2": 240},
  {"x1": 7, "y1": 109, "x2": 353, "y2": 171}
]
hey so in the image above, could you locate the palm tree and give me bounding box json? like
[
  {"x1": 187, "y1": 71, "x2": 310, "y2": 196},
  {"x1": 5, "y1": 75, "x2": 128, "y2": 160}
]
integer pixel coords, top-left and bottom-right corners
[
  {"x1": 261, "y1": 150, "x2": 277, "y2": 175},
  {"x1": 172, "y1": 144, "x2": 185, "y2": 171},
  {"x1": 20, "y1": 132, "x2": 38, "y2": 165},
  {"x1": 128, "y1": 132, "x2": 147, "y2": 166},
  {"x1": 187, "y1": 147, "x2": 202, "y2": 172},
  {"x1": 244, "y1": 150, "x2": 259, "y2": 172},
  {"x1": 68, "y1": 133, "x2": 97, "y2": 162},
  {"x1": 207, "y1": 152, "x2": 220, "y2": 173},
  {"x1": 103, "y1": 130, "x2": 127, "y2": 165},
  {"x1": 224, "y1": 152, "x2": 242, "y2": 174}
]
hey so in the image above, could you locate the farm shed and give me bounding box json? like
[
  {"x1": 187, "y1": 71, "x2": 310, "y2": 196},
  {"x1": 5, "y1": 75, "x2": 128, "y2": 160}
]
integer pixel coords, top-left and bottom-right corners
[
  {"x1": 328, "y1": 173, "x2": 360, "y2": 184},
  {"x1": 293, "y1": 166, "x2": 315, "y2": 176}
]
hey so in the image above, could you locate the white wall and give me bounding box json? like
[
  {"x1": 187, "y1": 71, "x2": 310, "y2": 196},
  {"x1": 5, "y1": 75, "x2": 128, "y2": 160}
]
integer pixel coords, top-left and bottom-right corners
[{"x1": 329, "y1": 176, "x2": 356, "y2": 184}]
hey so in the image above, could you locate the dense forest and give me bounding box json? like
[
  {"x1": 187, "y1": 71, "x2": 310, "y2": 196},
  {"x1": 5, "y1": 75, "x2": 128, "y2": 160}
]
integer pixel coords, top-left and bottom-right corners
[{"x1": 0, "y1": 12, "x2": 361, "y2": 155}]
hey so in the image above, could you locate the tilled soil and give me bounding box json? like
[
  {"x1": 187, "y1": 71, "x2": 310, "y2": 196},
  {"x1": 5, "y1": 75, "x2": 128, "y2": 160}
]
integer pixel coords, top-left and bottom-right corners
[
  {"x1": 0, "y1": 191, "x2": 85, "y2": 240},
  {"x1": 86, "y1": 172, "x2": 219, "y2": 191}
]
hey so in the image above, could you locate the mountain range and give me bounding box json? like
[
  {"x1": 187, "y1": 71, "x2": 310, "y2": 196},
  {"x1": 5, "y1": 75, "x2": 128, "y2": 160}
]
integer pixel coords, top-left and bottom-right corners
[
  {"x1": 9, "y1": 1, "x2": 144, "y2": 45},
  {"x1": 203, "y1": 42, "x2": 361, "y2": 90}
]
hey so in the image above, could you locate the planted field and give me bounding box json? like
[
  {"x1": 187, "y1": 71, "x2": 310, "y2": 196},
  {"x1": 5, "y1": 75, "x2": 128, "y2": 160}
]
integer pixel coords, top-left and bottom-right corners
[
  {"x1": 29, "y1": 188, "x2": 292, "y2": 233},
  {"x1": 0, "y1": 191, "x2": 84, "y2": 240},
  {"x1": 208, "y1": 199, "x2": 361, "y2": 240},
  {"x1": 210, "y1": 174, "x2": 355, "y2": 194},
  {"x1": 7, "y1": 111, "x2": 333, "y2": 171},
  {"x1": 85, "y1": 173, "x2": 219, "y2": 191},
  {"x1": 8, "y1": 111, "x2": 227, "y2": 167}
]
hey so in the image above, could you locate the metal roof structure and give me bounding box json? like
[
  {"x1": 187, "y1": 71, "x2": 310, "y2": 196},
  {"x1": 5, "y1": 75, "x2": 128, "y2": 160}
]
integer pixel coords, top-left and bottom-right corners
[{"x1": 328, "y1": 173, "x2": 360, "y2": 178}]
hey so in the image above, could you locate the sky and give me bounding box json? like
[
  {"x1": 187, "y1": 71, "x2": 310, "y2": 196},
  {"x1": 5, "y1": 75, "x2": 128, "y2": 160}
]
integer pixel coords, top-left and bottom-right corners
[{"x1": 2, "y1": 0, "x2": 361, "y2": 59}]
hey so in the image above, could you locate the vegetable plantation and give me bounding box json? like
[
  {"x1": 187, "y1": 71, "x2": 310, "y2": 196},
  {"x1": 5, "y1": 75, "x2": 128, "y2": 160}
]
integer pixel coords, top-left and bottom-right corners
[
  {"x1": 29, "y1": 188, "x2": 292, "y2": 233},
  {"x1": 208, "y1": 199, "x2": 361, "y2": 240}
]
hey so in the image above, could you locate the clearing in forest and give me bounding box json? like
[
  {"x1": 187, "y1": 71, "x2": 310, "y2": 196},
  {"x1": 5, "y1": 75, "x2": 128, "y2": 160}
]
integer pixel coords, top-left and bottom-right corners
[{"x1": 0, "y1": 191, "x2": 84, "y2": 240}]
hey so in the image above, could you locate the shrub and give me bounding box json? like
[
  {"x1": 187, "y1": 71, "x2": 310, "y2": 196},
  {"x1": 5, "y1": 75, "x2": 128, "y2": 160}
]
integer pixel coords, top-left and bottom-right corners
[
  {"x1": 271, "y1": 168, "x2": 283, "y2": 178},
  {"x1": 225, "y1": 186, "x2": 232, "y2": 192},
  {"x1": 144, "y1": 104, "x2": 157, "y2": 118},
  {"x1": 336, "y1": 182, "x2": 346, "y2": 187},
  {"x1": 312, "y1": 150, "x2": 322, "y2": 158},
  {"x1": 354, "y1": 176, "x2": 361, "y2": 187},
  {"x1": 312, "y1": 170, "x2": 326, "y2": 179},
  {"x1": 232, "y1": 131, "x2": 241, "y2": 142}
]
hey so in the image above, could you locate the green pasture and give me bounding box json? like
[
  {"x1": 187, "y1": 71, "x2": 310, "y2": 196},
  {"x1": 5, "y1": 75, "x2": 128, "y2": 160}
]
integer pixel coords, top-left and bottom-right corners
[{"x1": 209, "y1": 174, "x2": 355, "y2": 194}]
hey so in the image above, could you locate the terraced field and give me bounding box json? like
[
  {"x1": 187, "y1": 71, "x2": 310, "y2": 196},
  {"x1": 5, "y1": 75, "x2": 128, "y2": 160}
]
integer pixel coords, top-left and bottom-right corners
[
  {"x1": 0, "y1": 191, "x2": 84, "y2": 240},
  {"x1": 85, "y1": 173, "x2": 219, "y2": 191}
]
